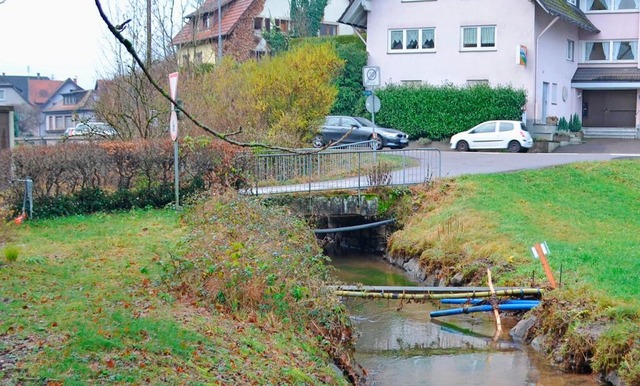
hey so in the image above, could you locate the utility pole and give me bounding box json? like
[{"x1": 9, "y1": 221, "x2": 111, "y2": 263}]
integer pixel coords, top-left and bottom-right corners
[
  {"x1": 146, "y1": 0, "x2": 152, "y2": 67},
  {"x1": 217, "y1": 0, "x2": 222, "y2": 63}
]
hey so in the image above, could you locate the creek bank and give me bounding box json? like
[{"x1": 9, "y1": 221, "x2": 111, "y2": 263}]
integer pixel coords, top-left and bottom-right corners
[{"x1": 383, "y1": 250, "x2": 624, "y2": 386}]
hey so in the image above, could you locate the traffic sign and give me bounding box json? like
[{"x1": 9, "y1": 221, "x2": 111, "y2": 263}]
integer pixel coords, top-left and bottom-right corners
[
  {"x1": 366, "y1": 95, "x2": 381, "y2": 113},
  {"x1": 363, "y1": 66, "x2": 380, "y2": 88},
  {"x1": 170, "y1": 110, "x2": 178, "y2": 141},
  {"x1": 169, "y1": 72, "x2": 179, "y2": 141}
]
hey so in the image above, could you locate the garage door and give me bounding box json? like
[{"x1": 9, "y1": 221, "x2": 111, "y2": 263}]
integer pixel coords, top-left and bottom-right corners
[{"x1": 582, "y1": 90, "x2": 636, "y2": 127}]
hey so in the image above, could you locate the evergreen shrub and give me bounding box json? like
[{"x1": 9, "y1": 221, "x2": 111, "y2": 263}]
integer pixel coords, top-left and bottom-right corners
[{"x1": 375, "y1": 83, "x2": 527, "y2": 140}]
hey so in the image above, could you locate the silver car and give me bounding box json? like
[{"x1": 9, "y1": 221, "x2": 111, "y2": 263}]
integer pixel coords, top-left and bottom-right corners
[
  {"x1": 450, "y1": 120, "x2": 533, "y2": 153},
  {"x1": 313, "y1": 116, "x2": 410, "y2": 150}
]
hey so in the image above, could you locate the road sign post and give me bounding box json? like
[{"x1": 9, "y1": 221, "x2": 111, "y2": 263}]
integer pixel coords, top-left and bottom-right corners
[
  {"x1": 169, "y1": 72, "x2": 180, "y2": 209},
  {"x1": 363, "y1": 66, "x2": 381, "y2": 151}
]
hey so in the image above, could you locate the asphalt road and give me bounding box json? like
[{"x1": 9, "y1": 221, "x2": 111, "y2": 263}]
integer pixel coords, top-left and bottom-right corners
[{"x1": 422, "y1": 138, "x2": 640, "y2": 178}]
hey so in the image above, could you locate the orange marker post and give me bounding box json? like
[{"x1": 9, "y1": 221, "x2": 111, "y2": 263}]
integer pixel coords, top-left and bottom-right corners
[{"x1": 533, "y1": 243, "x2": 557, "y2": 289}]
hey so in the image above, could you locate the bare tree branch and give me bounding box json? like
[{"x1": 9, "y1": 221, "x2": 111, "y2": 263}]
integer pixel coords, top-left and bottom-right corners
[{"x1": 94, "y1": 0, "x2": 328, "y2": 154}]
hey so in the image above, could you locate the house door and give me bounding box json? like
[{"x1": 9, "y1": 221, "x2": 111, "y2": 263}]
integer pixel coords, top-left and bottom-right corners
[
  {"x1": 542, "y1": 82, "x2": 549, "y2": 123},
  {"x1": 582, "y1": 90, "x2": 636, "y2": 127}
]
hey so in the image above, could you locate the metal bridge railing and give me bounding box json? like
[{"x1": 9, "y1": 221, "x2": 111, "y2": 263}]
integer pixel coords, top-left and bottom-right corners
[{"x1": 241, "y1": 147, "x2": 441, "y2": 195}]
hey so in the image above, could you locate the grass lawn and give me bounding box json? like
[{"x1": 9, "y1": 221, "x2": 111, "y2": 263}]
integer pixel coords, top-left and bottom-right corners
[
  {"x1": 0, "y1": 207, "x2": 350, "y2": 385},
  {"x1": 389, "y1": 158, "x2": 640, "y2": 383},
  {"x1": 391, "y1": 158, "x2": 640, "y2": 303}
]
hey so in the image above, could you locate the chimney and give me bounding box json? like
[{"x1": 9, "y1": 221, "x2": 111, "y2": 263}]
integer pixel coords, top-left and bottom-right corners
[
  {"x1": 73, "y1": 77, "x2": 78, "y2": 84},
  {"x1": 37, "y1": 72, "x2": 40, "y2": 78}
]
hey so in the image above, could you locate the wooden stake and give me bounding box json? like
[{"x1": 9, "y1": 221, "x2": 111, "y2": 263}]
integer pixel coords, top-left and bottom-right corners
[{"x1": 487, "y1": 269, "x2": 502, "y2": 336}]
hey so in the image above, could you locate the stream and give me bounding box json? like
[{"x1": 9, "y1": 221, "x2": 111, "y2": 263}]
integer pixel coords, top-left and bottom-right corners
[{"x1": 328, "y1": 252, "x2": 602, "y2": 386}]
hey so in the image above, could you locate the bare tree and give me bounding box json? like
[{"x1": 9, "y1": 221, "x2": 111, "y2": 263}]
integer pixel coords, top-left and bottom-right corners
[
  {"x1": 93, "y1": 0, "x2": 189, "y2": 139},
  {"x1": 95, "y1": 0, "x2": 334, "y2": 153}
]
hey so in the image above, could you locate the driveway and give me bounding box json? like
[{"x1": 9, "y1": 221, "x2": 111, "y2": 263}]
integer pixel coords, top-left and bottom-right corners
[
  {"x1": 419, "y1": 138, "x2": 640, "y2": 179},
  {"x1": 551, "y1": 138, "x2": 640, "y2": 155}
]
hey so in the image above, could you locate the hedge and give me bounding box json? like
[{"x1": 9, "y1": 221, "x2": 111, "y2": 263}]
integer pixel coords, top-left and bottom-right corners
[
  {"x1": 374, "y1": 83, "x2": 527, "y2": 140},
  {"x1": 0, "y1": 137, "x2": 250, "y2": 219}
]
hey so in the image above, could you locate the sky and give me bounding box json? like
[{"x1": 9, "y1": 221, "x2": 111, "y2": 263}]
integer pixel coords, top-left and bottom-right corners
[{"x1": 0, "y1": 0, "x2": 181, "y2": 90}]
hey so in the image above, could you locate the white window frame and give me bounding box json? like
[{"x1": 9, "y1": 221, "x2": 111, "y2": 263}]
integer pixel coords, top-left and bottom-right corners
[
  {"x1": 388, "y1": 28, "x2": 436, "y2": 53},
  {"x1": 0, "y1": 89, "x2": 5, "y2": 101},
  {"x1": 583, "y1": 40, "x2": 638, "y2": 62},
  {"x1": 567, "y1": 0, "x2": 576, "y2": 4},
  {"x1": 460, "y1": 25, "x2": 496, "y2": 51},
  {"x1": 551, "y1": 83, "x2": 558, "y2": 105},
  {"x1": 581, "y1": 0, "x2": 639, "y2": 12},
  {"x1": 567, "y1": 39, "x2": 575, "y2": 61}
]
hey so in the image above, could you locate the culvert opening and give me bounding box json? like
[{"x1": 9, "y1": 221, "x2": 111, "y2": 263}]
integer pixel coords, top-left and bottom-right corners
[{"x1": 311, "y1": 214, "x2": 396, "y2": 255}]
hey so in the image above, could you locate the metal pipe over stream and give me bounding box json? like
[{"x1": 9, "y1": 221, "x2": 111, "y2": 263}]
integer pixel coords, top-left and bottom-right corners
[{"x1": 333, "y1": 287, "x2": 544, "y2": 300}]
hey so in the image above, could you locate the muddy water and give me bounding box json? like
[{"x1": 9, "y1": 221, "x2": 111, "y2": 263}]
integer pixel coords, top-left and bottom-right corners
[{"x1": 328, "y1": 252, "x2": 602, "y2": 386}]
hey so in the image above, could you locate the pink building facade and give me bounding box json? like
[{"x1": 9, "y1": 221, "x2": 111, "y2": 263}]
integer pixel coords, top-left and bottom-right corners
[{"x1": 340, "y1": 0, "x2": 640, "y2": 137}]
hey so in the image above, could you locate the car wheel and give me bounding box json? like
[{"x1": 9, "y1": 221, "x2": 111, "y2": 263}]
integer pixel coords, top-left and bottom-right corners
[
  {"x1": 370, "y1": 136, "x2": 383, "y2": 150},
  {"x1": 312, "y1": 135, "x2": 325, "y2": 148},
  {"x1": 508, "y1": 140, "x2": 521, "y2": 153},
  {"x1": 455, "y1": 140, "x2": 469, "y2": 152},
  {"x1": 519, "y1": 147, "x2": 529, "y2": 153}
]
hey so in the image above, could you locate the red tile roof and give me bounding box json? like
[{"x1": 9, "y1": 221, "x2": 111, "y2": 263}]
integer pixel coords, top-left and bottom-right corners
[
  {"x1": 28, "y1": 79, "x2": 64, "y2": 105},
  {"x1": 172, "y1": 0, "x2": 256, "y2": 45}
]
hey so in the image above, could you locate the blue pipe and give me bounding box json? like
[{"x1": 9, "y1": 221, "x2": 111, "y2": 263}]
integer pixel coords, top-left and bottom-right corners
[
  {"x1": 430, "y1": 303, "x2": 537, "y2": 318},
  {"x1": 441, "y1": 299, "x2": 540, "y2": 305}
]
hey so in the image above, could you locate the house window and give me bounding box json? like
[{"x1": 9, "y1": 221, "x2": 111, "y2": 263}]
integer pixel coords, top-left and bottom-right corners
[
  {"x1": 63, "y1": 95, "x2": 76, "y2": 105},
  {"x1": 552, "y1": 83, "x2": 558, "y2": 105},
  {"x1": 0, "y1": 89, "x2": 5, "y2": 101},
  {"x1": 583, "y1": 0, "x2": 639, "y2": 11},
  {"x1": 388, "y1": 28, "x2": 436, "y2": 52},
  {"x1": 195, "y1": 52, "x2": 203, "y2": 64},
  {"x1": 64, "y1": 116, "x2": 73, "y2": 129},
  {"x1": 567, "y1": 39, "x2": 575, "y2": 61},
  {"x1": 584, "y1": 40, "x2": 637, "y2": 62},
  {"x1": 461, "y1": 26, "x2": 496, "y2": 50},
  {"x1": 320, "y1": 23, "x2": 338, "y2": 36},
  {"x1": 254, "y1": 17, "x2": 263, "y2": 30},
  {"x1": 55, "y1": 116, "x2": 63, "y2": 130},
  {"x1": 203, "y1": 14, "x2": 211, "y2": 29},
  {"x1": 567, "y1": 0, "x2": 576, "y2": 4}
]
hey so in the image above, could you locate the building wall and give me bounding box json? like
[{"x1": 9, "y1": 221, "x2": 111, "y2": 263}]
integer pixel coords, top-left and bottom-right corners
[
  {"x1": 534, "y1": 8, "x2": 582, "y2": 124},
  {"x1": 0, "y1": 87, "x2": 28, "y2": 106},
  {"x1": 579, "y1": 11, "x2": 640, "y2": 128},
  {"x1": 367, "y1": 0, "x2": 536, "y2": 115},
  {"x1": 260, "y1": 0, "x2": 353, "y2": 34}
]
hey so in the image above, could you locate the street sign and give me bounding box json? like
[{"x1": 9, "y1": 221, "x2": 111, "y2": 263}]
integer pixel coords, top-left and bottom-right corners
[
  {"x1": 366, "y1": 95, "x2": 381, "y2": 114},
  {"x1": 363, "y1": 66, "x2": 380, "y2": 88},
  {"x1": 169, "y1": 72, "x2": 179, "y2": 141},
  {"x1": 169, "y1": 110, "x2": 178, "y2": 141}
]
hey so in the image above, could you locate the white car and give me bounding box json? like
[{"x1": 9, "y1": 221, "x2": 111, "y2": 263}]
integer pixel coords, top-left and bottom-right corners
[
  {"x1": 450, "y1": 120, "x2": 533, "y2": 153},
  {"x1": 64, "y1": 122, "x2": 117, "y2": 138}
]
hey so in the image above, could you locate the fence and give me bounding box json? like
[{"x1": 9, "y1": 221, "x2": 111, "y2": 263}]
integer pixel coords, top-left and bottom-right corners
[{"x1": 241, "y1": 146, "x2": 441, "y2": 195}]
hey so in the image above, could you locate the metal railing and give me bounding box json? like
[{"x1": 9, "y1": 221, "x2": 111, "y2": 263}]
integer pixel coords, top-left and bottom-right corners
[{"x1": 241, "y1": 147, "x2": 441, "y2": 195}]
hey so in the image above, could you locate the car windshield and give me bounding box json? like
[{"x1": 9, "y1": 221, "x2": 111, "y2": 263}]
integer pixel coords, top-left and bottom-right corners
[{"x1": 354, "y1": 117, "x2": 377, "y2": 127}]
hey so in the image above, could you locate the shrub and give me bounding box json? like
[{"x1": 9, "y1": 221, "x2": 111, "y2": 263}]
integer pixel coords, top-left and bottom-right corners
[
  {"x1": 2, "y1": 138, "x2": 251, "y2": 219},
  {"x1": 3, "y1": 245, "x2": 19, "y2": 262},
  {"x1": 375, "y1": 83, "x2": 526, "y2": 140},
  {"x1": 557, "y1": 117, "x2": 569, "y2": 132},
  {"x1": 569, "y1": 113, "x2": 582, "y2": 132}
]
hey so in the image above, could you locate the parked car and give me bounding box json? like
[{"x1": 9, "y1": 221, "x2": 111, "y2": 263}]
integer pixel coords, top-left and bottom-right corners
[
  {"x1": 64, "y1": 122, "x2": 117, "y2": 139},
  {"x1": 449, "y1": 120, "x2": 533, "y2": 153},
  {"x1": 312, "y1": 116, "x2": 410, "y2": 150}
]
